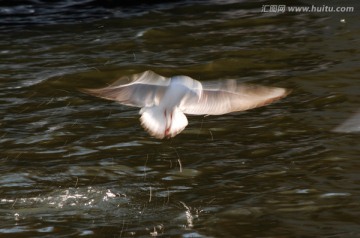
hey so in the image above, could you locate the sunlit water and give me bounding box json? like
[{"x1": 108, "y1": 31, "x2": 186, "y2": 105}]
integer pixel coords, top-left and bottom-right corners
[{"x1": 1, "y1": 0, "x2": 359, "y2": 237}]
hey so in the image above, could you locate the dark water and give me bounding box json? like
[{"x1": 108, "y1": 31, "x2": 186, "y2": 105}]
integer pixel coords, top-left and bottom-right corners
[{"x1": 1, "y1": 0, "x2": 360, "y2": 237}]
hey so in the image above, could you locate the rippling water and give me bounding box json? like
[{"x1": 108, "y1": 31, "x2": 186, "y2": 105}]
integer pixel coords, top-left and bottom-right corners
[{"x1": 1, "y1": 0, "x2": 359, "y2": 237}]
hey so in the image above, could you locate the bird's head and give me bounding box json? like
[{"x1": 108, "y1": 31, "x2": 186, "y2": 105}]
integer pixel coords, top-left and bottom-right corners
[{"x1": 170, "y1": 75, "x2": 203, "y2": 100}]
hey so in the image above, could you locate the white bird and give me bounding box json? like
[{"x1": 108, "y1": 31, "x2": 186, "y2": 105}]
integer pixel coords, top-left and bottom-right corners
[{"x1": 81, "y1": 70, "x2": 290, "y2": 139}]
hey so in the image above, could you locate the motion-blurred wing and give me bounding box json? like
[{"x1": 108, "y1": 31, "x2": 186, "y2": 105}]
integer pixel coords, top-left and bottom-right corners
[
  {"x1": 181, "y1": 80, "x2": 290, "y2": 115},
  {"x1": 80, "y1": 70, "x2": 170, "y2": 108}
]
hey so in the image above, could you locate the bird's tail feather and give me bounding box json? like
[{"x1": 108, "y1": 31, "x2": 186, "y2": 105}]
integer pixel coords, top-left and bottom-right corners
[{"x1": 140, "y1": 106, "x2": 188, "y2": 139}]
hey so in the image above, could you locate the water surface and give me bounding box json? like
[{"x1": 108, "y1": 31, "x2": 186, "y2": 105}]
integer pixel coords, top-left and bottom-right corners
[{"x1": 1, "y1": 0, "x2": 359, "y2": 237}]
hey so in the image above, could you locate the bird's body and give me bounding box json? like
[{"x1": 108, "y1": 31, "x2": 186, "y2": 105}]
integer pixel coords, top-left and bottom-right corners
[
  {"x1": 81, "y1": 70, "x2": 290, "y2": 139},
  {"x1": 139, "y1": 75, "x2": 202, "y2": 138}
]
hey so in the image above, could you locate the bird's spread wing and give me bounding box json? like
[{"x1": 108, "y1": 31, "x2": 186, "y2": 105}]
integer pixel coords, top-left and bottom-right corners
[
  {"x1": 80, "y1": 70, "x2": 170, "y2": 108},
  {"x1": 181, "y1": 79, "x2": 290, "y2": 115}
]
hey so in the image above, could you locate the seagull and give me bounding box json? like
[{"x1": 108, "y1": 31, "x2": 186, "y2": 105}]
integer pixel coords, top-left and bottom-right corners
[{"x1": 81, "y1": 70, "x2": 290, "y2": 139}]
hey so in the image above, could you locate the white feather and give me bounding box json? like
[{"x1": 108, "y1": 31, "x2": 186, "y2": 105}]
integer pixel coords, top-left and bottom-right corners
[{"x1": 81, "y1": 70, "x2": 290, "y2": 139}]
